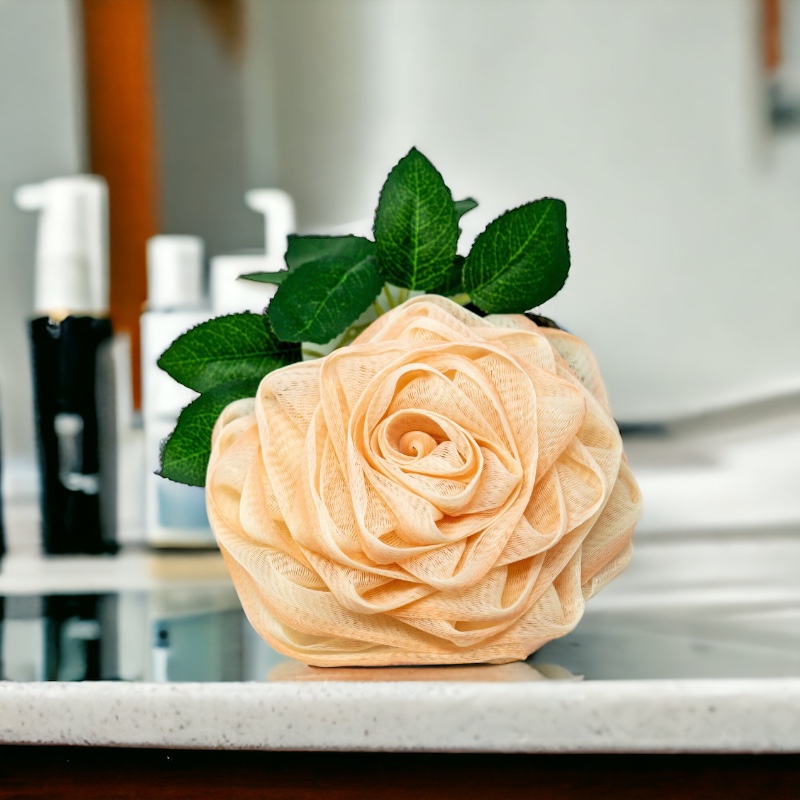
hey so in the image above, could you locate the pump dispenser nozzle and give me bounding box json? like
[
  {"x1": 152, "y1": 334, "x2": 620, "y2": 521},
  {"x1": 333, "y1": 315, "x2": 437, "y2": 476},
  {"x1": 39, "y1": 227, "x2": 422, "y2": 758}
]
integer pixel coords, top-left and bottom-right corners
[
  {"x1": 244, "y1": 189, "x2": 296, "y2": 262},
  {"x1": 210, "y1": 189, "x2": 296, "y2": 315},
  {"x1": 15, "y1": 176, "x2": 108, "y2": 319}
]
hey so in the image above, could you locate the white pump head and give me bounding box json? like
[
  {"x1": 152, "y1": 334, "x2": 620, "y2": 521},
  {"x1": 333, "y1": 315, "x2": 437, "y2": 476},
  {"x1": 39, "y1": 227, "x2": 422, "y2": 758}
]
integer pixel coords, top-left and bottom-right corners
[
  {"x1": 244, "y1": 188, "x2": 295, "y2": 265},
  {"x1": 147, "y1": 235, "x2": 205, "y2": 311},
  {"x1": 15, "y1": 175, "x2": 109, "y2": 317},
  {"x1": 210, "y1": 188, "x2": 296, "y2": 314}
]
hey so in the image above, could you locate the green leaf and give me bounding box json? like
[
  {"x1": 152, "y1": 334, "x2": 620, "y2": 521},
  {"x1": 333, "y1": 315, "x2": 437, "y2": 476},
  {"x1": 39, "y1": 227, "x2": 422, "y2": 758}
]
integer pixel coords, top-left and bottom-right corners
[
  {"x1": 454, "y1": 197, "x2": 478, "y2": 219},
  {"x1": 463, "y1": 198, "x2": 569, "y2": 313},
  {"x1": 157, "y1": 312, "x2": 301, "y2": 393},
  {"x1": 159, "y1": 378, "x2": 261, "y2": 487},
  {"x1": 373, "y1": 147, "x2": 458, "y2": 292},
  {"x1": 268, "y1": 237, "x2": 384, "y2": 344},
  {"x1": 239, "y1": 270, "x2": 293, "y2": 285},
  {"x1": 434, "y1": 255, "x2": 466, "y2": 296},
  {"x1": 240, "y1": 236, "x2": 373, "y2": 285},
  {"x1": 285, "y1": 235, "x2": 372, "y2": 269}
]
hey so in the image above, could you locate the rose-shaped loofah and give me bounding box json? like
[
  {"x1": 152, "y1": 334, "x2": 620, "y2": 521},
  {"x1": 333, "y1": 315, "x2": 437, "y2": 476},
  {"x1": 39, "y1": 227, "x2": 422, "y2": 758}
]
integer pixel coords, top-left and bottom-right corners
[{"x1": 206, "y1": 296, "x2": 641, "y2": 666}]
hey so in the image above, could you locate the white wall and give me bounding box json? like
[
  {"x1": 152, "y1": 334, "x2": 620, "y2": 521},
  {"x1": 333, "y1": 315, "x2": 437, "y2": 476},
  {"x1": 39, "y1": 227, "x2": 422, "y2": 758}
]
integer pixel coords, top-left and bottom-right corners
[
  {"x1": 0, "y1": 0, "x2": 85, "y2": 489},
  {"x1": 243, "y1": 0, "x2": 382, "y2": 226},
  {"x1": 244, "y1": 0, "x2": 800, "y2": 422}
]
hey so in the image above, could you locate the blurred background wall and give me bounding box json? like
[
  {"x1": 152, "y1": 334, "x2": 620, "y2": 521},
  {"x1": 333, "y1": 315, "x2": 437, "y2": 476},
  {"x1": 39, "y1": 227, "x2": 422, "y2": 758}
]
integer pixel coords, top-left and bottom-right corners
[
  {"x1": 243, "y1": 0, "x2": 800, "y2": 422},
  {"x1": 1, "y1": 0, "x2": 799, "y2": 493},
  {"x1": 0, "y1": 0, "x2": 86, "y2": 491}
]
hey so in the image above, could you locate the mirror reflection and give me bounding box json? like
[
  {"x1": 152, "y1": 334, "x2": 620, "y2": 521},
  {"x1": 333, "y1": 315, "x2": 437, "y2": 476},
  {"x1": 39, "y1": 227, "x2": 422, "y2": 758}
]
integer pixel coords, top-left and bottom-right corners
[{"x1": 2, "y1": 580, "x2": 799, "y2": 683}]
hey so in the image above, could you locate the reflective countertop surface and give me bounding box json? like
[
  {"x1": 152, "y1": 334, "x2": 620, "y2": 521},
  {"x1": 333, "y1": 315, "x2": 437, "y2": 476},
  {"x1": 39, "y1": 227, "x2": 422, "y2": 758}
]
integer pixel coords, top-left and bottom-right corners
[{"x1": 2, "y1": 555, "x2": 798, "y2": 684}]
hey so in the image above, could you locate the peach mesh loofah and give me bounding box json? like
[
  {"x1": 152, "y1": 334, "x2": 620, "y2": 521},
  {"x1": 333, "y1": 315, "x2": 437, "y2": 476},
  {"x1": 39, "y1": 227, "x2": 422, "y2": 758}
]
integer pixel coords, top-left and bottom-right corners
[{"x1": 206, "y1": 296, "x2": 641, "y2": 666}]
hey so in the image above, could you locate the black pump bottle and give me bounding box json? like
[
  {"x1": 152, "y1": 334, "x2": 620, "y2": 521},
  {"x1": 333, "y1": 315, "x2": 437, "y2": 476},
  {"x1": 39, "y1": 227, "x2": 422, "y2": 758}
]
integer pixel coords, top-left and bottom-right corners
[{"x1": 16, "y1": 176, "x2": 117, "y2": 554}]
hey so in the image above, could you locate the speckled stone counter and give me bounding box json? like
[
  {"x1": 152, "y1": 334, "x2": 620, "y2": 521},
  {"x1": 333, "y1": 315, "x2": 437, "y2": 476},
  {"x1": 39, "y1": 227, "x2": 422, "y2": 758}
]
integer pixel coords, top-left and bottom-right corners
[{"x1": 2, "y1": 674, "x2": 800, "y2": 753}]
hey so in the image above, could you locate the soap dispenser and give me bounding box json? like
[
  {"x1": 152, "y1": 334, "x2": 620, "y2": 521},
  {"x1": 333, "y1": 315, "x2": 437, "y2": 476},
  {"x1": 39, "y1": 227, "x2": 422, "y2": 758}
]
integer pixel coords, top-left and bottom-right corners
[
  {"x1": 210, "y1": 189, "x2": 295, "y2": 314},
  {"x1": 16, "y1": 176, "x2": 117, "y2": 554}
]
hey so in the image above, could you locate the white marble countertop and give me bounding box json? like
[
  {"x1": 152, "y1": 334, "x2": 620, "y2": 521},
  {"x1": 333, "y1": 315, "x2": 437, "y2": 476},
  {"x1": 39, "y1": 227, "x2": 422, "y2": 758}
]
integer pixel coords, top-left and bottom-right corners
[{"x1": 2, "y1": 674, "x2": 799, "y2": 754}]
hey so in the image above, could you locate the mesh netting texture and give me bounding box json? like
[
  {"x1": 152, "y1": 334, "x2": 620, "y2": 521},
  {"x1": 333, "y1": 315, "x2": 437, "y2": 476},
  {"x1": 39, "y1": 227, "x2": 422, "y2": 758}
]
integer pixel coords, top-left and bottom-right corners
[{"x1": 206, "y1": 296, "x2": 641, "y2": 666}]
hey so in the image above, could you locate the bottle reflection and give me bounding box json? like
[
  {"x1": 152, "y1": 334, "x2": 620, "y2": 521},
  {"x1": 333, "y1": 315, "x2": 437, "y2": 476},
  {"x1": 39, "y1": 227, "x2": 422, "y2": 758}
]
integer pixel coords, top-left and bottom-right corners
[
  {"x1": 152, "y1": 623, "x2": 170, "y2": 682},
  {"x1": 43, "y1": 594, "x2": 117, "y2": 682}
]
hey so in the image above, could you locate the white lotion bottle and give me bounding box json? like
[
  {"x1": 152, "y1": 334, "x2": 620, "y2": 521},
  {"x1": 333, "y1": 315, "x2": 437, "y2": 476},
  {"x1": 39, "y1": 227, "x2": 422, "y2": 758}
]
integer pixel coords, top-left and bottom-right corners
[
  {"x1": 210, "y1": 189, "x2": 295, "y2": 314},
  {"x1": 141, "y1": 235, "x2": 215, "y2": 547}
]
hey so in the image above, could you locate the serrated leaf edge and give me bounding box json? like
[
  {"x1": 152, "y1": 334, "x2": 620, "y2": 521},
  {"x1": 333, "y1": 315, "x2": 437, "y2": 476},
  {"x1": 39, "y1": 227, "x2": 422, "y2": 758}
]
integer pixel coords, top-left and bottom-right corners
[{"x1": 465, "y1": 198, "x2": 562, "y2": 297}]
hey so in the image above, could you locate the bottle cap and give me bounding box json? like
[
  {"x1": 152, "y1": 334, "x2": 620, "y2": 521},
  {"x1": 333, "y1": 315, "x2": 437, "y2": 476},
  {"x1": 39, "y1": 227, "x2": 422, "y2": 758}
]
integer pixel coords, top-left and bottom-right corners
[
  {"x1": 15, "y1": 175, "x2": 108, "y2": 317},
  {"x1": 147, "y1": 235, "x2": 205, "y2": 311}
]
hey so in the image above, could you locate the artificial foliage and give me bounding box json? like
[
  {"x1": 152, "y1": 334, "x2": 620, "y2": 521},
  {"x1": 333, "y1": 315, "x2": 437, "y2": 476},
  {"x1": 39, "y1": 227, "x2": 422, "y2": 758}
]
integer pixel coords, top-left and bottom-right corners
[{"x1": 158, "y1": 147, "x2": 570, "y2": 487}]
